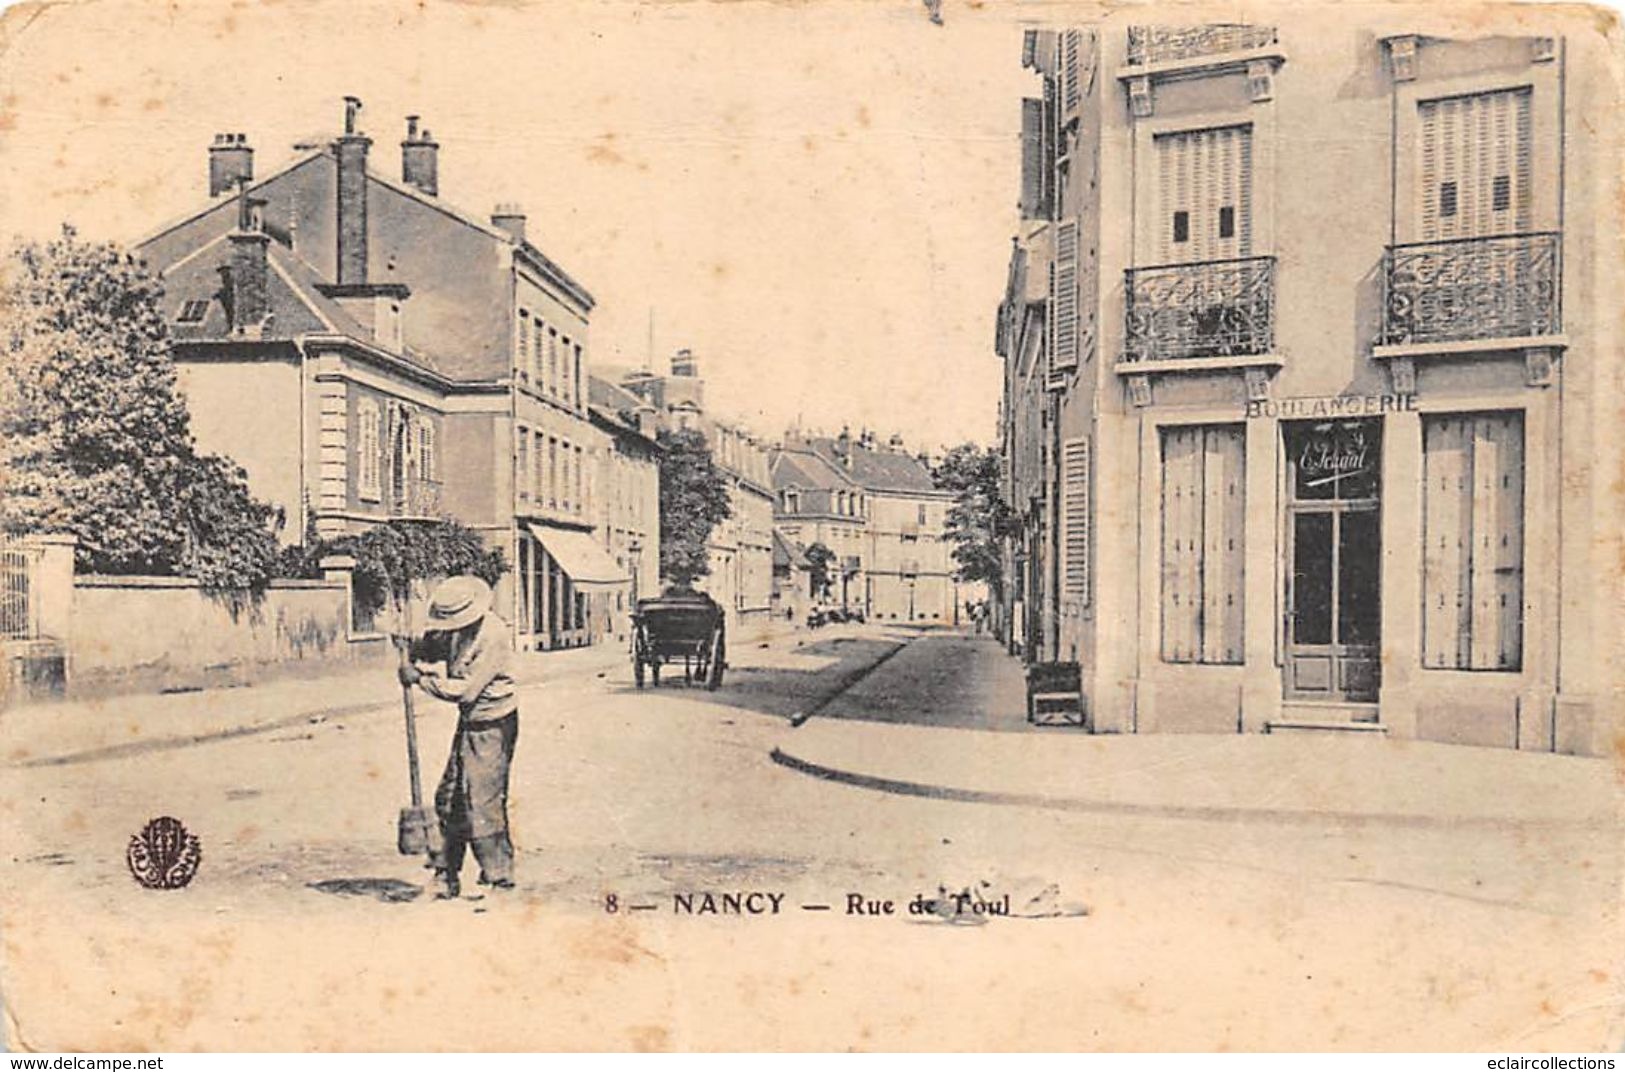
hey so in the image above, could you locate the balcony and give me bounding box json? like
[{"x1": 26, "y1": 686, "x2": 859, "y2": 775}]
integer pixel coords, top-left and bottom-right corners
[
  {"x1": 1122, "y1": 256, "x2": 1277, "y2": 365},
  {"x1": 1381, "y1": 232, "x2": 1561, "y2": 348},
  {"x1": 390, "y1": 480, "x2": 443, "y2": 520},
  {"x1": 1126, "y1": 24, "x2": 1278, "y2": 66}
]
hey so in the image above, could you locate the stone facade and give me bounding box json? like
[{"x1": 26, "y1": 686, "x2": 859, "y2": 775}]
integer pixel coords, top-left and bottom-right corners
[{"x1": 996, "y1": 20, "x2": 1613, "y2": 755}]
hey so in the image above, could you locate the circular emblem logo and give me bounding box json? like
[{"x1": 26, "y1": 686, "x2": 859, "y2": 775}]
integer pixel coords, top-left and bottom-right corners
[{"x1": 126, "y1": 816, "x2": 202, "y2": 890}]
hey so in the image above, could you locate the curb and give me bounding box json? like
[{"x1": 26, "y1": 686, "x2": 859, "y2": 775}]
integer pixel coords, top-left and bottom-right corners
[{"x1": 767, "y1": 746, "x2": 1613, "y2": 833}]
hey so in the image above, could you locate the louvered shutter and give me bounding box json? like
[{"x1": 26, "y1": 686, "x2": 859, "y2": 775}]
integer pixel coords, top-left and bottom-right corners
[
  {"x1": 1048, "y1": 220, "x2": 1080, "y2": 382},
  {"x1": 1419, "y1": 88, "x2": 1531, "y2": 241},
  {"x1": 1062, "y1": 437, "x2": 1090, "y2": 606},
  {"x1": 357, "y1": 399, "x2": 381, "y2": 501},
  {"x1": 1019, "y1": 98, "x2": 1045, "y2": 218},
  {"x1": 1062, "y1": 30, "x2": 1083, "y2": 118},
  {"x1": 1156, "y1": 126, "x2": 1252, "y2": 263}
]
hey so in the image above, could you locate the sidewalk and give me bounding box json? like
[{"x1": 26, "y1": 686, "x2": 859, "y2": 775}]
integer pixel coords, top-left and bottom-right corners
[
  {"x1": 1, "y1": 638, "x2": 628, "y2": 769},
  {"x1": 1, "y1": 618, "x2": 816, "y2": 768},
  {"x1": 774, "y1": 638, "x2": 1620, "y2": 830}
]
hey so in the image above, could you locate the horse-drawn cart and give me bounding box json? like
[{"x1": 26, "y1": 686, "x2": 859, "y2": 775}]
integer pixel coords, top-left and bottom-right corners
[{"x1": 631, "y1": 591, "x2": 726, "y2": 690}]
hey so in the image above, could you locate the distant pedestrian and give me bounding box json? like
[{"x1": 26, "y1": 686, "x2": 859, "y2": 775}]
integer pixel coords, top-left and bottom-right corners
[{"x1": 399, "y1": 576, "x2": 519, "y2": 899}]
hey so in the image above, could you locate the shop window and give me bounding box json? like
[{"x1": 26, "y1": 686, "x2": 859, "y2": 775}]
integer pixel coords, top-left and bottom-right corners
[
  {"x1": 1422, "y1": 413, "x2": 1524, "y2": 671},
  {"x1": 1160, "y1": 425, "x2": 1245, "y2": 664}
]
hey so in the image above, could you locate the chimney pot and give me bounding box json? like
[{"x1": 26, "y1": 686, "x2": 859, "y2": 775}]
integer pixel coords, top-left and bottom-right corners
[
  {"x1": 490, "y1": 203, "x2": 527, "y2": 243},
  {"x1": 401, "y1": 114, "x2": 440, "y2": 196},
  {"x1": 208, "y1": 131, "x2": 254, "y2": 197}
]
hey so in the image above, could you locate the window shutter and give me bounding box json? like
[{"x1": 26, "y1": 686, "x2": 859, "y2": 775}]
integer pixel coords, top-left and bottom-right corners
[
  {"x1": 1019, "y1": 98, "x2": 1045, "y2": 218},
  {"x1": 1422, "y1": 418, "x2": 1470, "y2": 668},
  {"x1": 357, "y1": 400, "x2": 381, "y2": 502},
  {"x1": 1062, "y1": 437, "x2": 1090, "y2": 606},
  {"x1": 1156, "y1": 126, "x2": 1251, "y2": 263},
  {"x1": 1048, "y1": 219, "x2": 1080, "y2": 382},
  {"x1": 1062, "y1": 30, "x2": 1083, "y2": 118},
  {"x1": 1160, "y1": 428, "x2": 1203, "y2": 661},
  {"x1": 1202, "y1": 426, "x2": 1246, "y2": 663},
  {"x1": 1419, "y1": 88, "x2": 1531, "y2": 241}
]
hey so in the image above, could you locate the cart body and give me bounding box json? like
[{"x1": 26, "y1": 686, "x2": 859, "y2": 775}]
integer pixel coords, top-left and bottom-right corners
[{"x1": 631, "y1": 591, "x2": 726, "y2": 689}]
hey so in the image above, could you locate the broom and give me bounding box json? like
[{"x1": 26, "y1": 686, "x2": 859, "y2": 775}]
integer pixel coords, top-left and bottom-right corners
[{"x1": 394, "y1": 591, "x2": 441, "y2": 861}]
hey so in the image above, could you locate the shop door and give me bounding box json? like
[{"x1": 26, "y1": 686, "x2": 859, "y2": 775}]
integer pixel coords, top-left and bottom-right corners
[{"x1": 1283, "y1": 420, "x2": 1381, "y2": 704}]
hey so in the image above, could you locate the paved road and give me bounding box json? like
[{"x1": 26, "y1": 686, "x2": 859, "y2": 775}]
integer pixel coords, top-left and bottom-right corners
[{"x1": 2, "y1": 626, "x2": 1618, "y2": 1050}]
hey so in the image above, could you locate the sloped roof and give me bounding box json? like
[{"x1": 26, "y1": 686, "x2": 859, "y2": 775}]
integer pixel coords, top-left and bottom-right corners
[
  {"x1": 792, "y1": 437, "x2": 944, "y2": 495},
  {"x1": 771, "y1": 447, "x2": 855, "y2": 492},
  {"x1": 842, "y1": 446, "x2": 942, "y2": 494},
  {"x1": 156, "y1": 236, "x2": 441, "y2": 375}
]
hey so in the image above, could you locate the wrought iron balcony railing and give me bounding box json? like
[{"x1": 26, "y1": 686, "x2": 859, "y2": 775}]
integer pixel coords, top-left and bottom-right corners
[
  {"x1": 1126, "y1": 24, "x2": 1278, "y2": 66},
  {"x1": 1382, "y1": 232, "x2": 1562, "y2": 347},
  {"x1": 1123, "y1": 256, "x2": 1276, "y2": 363},
  {"x1": 391, "y1": 480, "x2": 443, "y2": 519}
]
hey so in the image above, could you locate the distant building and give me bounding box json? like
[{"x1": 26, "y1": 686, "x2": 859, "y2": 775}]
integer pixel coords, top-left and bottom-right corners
[
  {"x1": 588, "y1": 375, "x2": 662, "y2": 645},
  {"x1": 618, "y1": 351, "x2": 775, "y2": 633},
  {"x1": 994, "y1": 21, "x2": 1609, "y2": 756},
  {"x1": 135, "y1": 98, "x2": 627, "y2": 650},
  {"x1": 773, "y1": 430, "x2": 956, "y2": 623}
]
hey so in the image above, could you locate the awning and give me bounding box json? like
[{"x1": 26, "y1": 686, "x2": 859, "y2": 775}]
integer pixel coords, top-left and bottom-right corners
[{"x1": 526, "y1": 524, "x2": 629, "y2": 587}]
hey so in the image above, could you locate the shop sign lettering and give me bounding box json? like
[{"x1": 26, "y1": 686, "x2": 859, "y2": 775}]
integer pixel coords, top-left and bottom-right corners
[{"x1": 1245, "y1": 394, "x2": 1417, "y2": 419}]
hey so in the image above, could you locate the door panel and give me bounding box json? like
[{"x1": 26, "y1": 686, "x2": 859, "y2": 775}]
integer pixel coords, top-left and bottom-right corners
[{"x1": 1291, "y1": 512, "x2": 1334, "y2": 646}]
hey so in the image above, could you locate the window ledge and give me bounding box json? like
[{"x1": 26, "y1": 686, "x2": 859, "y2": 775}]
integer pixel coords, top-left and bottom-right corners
[
  {"x1": 1371, "y1": 334, "x2": 1568, "y2": 361},
  {"x1": 1116, "y1": 46, "x2": 1287, "y2": 84},
  {"x1": 1114, "y1": 353, "x2": 1284, "y2": 377}
]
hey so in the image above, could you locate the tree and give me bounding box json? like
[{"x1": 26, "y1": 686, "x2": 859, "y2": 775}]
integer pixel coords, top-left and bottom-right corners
[
  {"x1": 656, "y1": 426, "x2": 732, "y2": 589},
  {"x1": 0, "y1": 226, "x2": 282, "y2": 591},
  {"x1": 803, "y1": 541, "x2": 835, "y2": 599},
  {"x1": 332, "y1": 519, "x2": 508, "y2": 626},
  {"x1": 933, "y1": 443, "x2": 1010, "y2": 598}
]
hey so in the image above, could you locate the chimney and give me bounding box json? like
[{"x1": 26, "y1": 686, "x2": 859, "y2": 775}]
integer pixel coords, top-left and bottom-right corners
[
  {"x1": 859, "y1": 428, "x2": 876, "y2": 450},
  {"x1": 335, "y1": 96, "x2": 370, "y2": 286},
  {"x1": 491, "y1": 202, "x2": 526, "y2": 243},
  {"x1": 671, "y1": 347, "x2": 698, "y2": 378},
  {"x1": 208, "y1": 132, "x2": 254, "y2": 198},
  {"x1": 227, "y1": 178, "x2": 270, "y2": 334},
  {"x1": 400, "y1": 115, "x2": 439, "y2": 196},
  {"x1": 888, "y1": 432, "x2": 906, "y2": 452},
  {"x1": 836, "y1": 426, "x2": 853, "y2": 468}
]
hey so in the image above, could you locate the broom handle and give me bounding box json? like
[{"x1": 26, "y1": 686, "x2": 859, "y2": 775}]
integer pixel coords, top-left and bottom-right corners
[{"x1": 398, "y1": 593, "x2": 424, "y2": 810}]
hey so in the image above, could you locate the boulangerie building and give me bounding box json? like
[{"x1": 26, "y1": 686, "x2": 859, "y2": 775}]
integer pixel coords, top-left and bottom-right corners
[{"x1": 995, "y1": 16, "x2": 1614, "y2": 755}]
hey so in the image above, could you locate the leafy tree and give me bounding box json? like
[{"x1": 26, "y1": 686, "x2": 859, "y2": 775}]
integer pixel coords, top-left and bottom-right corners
[
  {"x1": 803, "y1": 541, "x2": 835, "y2": 599},
  {"x1": 330, "y1": 519, "x2": 508, "y2": 626},
  {"x1": 0, "y1": 226, "x2": 282, "y2": 591},
  {"x1": 656, "y1": 426, "x2": 732, "y2": 589},
  {"x1": 932, "y1": 443, "x2": 1010, "y2": 598}
]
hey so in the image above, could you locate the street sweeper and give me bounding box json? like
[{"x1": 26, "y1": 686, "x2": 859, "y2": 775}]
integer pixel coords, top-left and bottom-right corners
[{"x1": 398, "y1": 575, "x2": 520, "y2": 900}]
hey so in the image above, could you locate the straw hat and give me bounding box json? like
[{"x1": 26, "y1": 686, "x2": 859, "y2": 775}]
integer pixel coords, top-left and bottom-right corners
[{"x1": 423, "y1": 576, "x2": 491, "y2": 633}]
